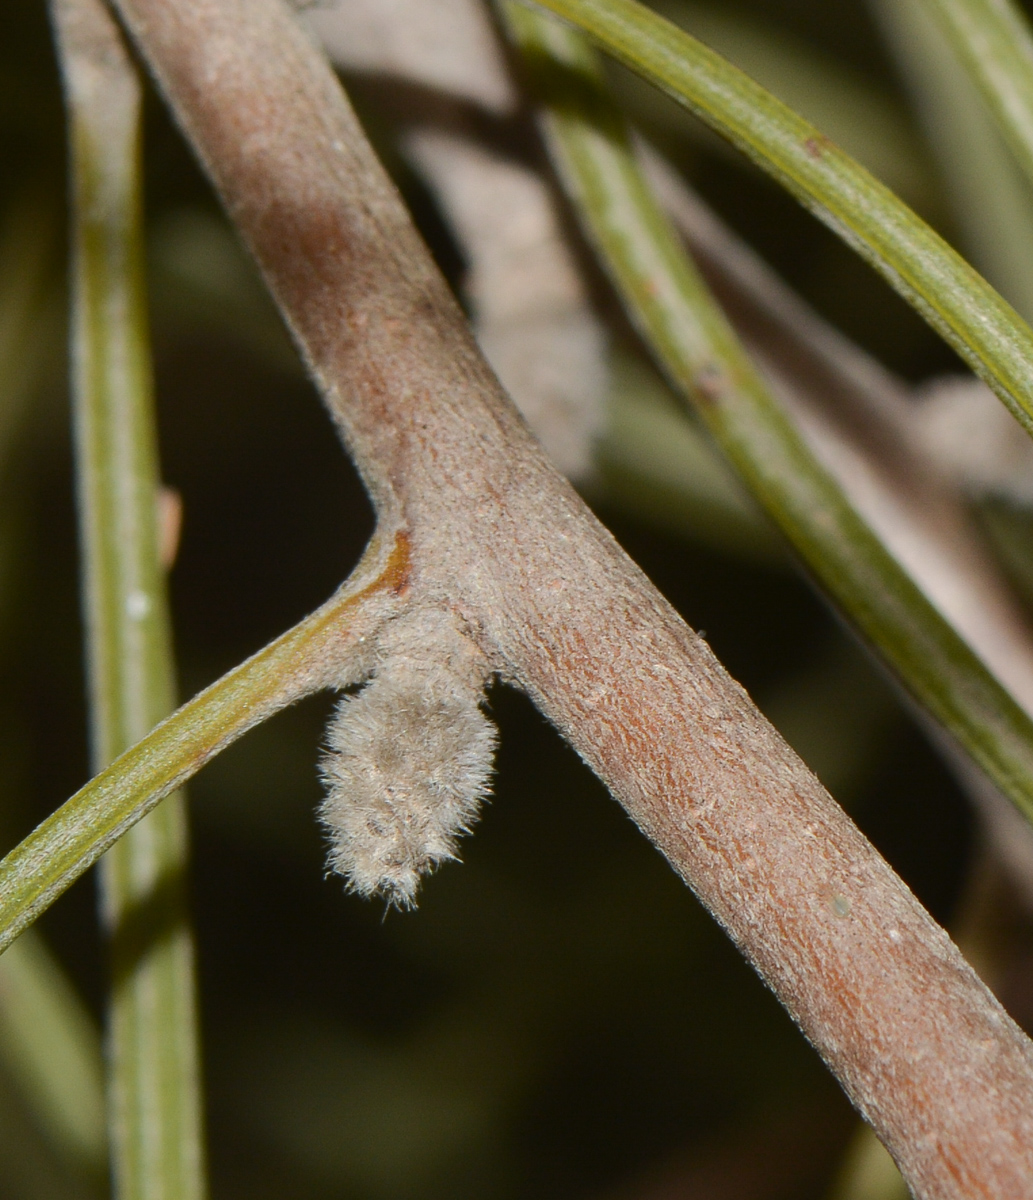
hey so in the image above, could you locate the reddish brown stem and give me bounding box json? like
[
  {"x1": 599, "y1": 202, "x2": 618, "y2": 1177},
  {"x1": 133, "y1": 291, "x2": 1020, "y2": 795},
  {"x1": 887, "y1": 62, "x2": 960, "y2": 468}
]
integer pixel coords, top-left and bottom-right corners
[{"x1": 106, "y1": 0, "x2": 1033, "y2": 1193}]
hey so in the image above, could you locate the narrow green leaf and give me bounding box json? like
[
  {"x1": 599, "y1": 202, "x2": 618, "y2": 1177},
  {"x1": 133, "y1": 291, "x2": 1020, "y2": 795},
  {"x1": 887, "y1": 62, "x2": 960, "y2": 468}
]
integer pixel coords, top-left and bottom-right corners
[
  {"x1": 51, "y1": 0, "x2": 205, "y2": 1193},
  {"x1": 626, "y1": 0, "x2": 937, "y2": 213},
  {"x1": 0, "y1": 537, "x2": 403, "y2": 958},
  {"x1": 596, "y1": 350, "x2": 780, "y2": 562},
  {"x1": 0, "y1": 192, "x2": 106, "y2": 1187},
  {"x1": 872, "y1": 0, "x2": 1033, "y2": 325},
  {"x1": 524, "y1": 0, "x2": 1033, "y2": 445},
  {"x1": 919, "y1": 0, "x2": 1033, "y2": 199},
  {"x1": 0, "y1": 931, "x2": 106, "y2": 1182},
  {"x1": 502, "y1": 3, "x2": 1033, "y2": 828}
]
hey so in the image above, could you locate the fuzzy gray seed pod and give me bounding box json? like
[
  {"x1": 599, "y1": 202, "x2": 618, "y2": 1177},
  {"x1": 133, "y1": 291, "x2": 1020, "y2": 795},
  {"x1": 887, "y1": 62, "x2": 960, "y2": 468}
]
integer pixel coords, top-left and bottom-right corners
[{"x1": 318, "y1": 609, "x2": 497, "y2": 907}]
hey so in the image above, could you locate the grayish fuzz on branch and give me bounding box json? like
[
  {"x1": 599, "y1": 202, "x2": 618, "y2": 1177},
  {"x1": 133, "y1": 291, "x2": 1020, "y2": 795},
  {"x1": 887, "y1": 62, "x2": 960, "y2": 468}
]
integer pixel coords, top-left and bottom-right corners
[{"x1": 318, "y1": 607, "x2": 497, "y2": 907}]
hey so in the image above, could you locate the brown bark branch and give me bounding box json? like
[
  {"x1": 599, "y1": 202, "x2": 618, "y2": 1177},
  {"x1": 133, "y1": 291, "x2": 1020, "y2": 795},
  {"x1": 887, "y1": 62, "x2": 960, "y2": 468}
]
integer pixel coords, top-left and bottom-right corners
[
  {"x1": 640, "y1": 145, "x2": 1033, "y2": 902},
  {"x1": 105, "y1": 0, "x2": 1033, "y2": 1194}
]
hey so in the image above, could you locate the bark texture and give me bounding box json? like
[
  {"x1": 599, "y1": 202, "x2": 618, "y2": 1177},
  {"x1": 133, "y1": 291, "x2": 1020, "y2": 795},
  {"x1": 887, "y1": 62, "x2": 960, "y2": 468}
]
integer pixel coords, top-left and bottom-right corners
[{"x1": 106, "y1": 0, "x2": 1033, "y2": 1193}]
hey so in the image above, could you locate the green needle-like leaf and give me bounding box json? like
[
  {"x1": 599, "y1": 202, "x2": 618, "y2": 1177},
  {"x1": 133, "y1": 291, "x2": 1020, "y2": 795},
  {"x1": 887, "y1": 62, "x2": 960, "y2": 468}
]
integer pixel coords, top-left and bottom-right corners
[
  {"x1": 920, "y1": 0, "x2": 1033, "y2": 198},
  {"x1": 0, "y1": 537, "x2": 404, "y2": 959},
  {"x1": 871, "y1": 0, "x2": 1033, "y2": 324},
  {"x1": 52, "y1": 0, "x2": 205, "y2": 1193},
  {"x1": 524, "y1": 0, "x2": 1033, "y2": 445},
  {"x1": 0, "y1": 932, "x2": 106, "y2": 1182},
  {"x1": 503, "y1": 2, "x2": 1033, "y2": 829}
]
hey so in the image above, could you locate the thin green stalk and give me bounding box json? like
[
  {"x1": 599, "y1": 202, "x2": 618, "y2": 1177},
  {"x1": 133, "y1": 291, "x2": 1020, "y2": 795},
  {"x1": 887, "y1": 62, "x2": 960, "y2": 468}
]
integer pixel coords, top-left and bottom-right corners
[
  {"x1": 0, "y1": 186, "x2": 107, "y2": 1187},
  {"x1": 52, "y1": 0, "x2": 204, "y2": 1193},
  {"x1": 0, "y1": 534, "x2": 405, "y2": 957},
  {"x1": 596, "y1": 350, "x2": 779, "y2": 562},
  {"x1": 919, "y1": 0, "x2": 1033, "y2": 198},
  {"x1": 625, "y1": 0, "x2": 936, "y2": 213},
  {"x1": 501, "y1": 4, "x2": 1033, "y2": 827},
  {"x1": 0, "y1": 931, "x2": 106, "y2": 1183},
  {"x1": 871, "y1": 0, "x2": 1033, "y2": 325},
  {"x1": 523, "y1": 0, "x2": 1033, "y2": 444}
]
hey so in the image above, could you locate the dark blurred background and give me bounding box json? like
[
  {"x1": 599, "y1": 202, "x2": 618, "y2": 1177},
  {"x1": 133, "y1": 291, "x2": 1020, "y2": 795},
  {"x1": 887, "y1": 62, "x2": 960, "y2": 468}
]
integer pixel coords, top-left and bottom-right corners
[{"x1": 1, "y1": 0, "x2": 1029, "y2": 1197}]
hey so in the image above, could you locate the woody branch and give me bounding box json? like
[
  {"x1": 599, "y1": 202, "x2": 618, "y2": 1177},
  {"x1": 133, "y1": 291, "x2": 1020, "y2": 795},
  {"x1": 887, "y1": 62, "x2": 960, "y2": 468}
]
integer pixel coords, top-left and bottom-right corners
[{"x1": 105, "y1": 0, "x2": 1033, "y2": 1194}]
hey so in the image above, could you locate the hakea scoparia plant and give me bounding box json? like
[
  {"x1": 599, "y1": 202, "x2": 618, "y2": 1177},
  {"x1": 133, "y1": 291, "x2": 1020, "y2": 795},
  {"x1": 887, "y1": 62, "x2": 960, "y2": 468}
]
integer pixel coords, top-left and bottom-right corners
[{"x1": 10, "y1": 0, "x2": 1033, "y2": 1198}]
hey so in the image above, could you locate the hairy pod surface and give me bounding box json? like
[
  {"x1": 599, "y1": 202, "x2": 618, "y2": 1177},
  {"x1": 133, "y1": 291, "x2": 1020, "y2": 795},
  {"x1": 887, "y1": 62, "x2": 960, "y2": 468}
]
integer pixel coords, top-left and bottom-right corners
[{"x1": 318, "y1": 608, "x2": 497, "y2": 907}]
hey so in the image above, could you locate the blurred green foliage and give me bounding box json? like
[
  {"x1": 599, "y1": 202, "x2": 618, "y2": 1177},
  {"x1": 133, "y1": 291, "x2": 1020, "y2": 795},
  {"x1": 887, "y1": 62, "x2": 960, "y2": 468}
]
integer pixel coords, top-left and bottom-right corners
[{"x1": 2, "y1": 0, "x2": 1030, "y2": 1198}]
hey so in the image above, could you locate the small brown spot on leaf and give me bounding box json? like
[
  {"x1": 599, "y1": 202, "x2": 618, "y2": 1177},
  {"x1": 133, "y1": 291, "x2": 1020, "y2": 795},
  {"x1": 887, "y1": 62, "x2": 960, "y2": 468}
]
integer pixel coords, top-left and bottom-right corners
[{"x1": 694, "y1": 363, "x2": 726, "y2": 404}]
